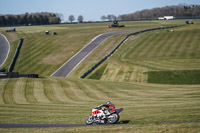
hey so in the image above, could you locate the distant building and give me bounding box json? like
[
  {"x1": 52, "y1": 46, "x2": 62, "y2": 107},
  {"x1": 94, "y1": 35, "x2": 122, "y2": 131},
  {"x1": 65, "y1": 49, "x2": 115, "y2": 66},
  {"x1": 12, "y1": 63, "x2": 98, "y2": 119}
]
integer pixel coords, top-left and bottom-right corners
[
  {"x1": 158, "y1": 16, "x2": 174, "y2": 20},
  {"x1": 158, "y1": 17, "x2": 165, "y2": 20}
]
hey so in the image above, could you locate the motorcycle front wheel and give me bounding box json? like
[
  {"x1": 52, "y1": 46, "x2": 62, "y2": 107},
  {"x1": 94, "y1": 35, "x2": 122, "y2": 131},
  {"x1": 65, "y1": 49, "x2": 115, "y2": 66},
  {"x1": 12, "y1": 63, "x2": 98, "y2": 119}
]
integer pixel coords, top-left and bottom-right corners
[
  {"x1": 107, "y1": 113, "x2": 119, "y2": 124},
  {"x1": 85, "y1": 115, "x2": 94, "y2": 125}
]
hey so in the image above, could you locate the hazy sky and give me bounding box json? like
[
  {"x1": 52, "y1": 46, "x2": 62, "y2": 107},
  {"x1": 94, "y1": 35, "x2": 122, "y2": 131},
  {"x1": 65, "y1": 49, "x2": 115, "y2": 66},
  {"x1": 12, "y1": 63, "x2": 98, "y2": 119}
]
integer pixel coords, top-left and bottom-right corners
[{"x1": 0, "y1": 0, "x2": 200, "y2": 21}]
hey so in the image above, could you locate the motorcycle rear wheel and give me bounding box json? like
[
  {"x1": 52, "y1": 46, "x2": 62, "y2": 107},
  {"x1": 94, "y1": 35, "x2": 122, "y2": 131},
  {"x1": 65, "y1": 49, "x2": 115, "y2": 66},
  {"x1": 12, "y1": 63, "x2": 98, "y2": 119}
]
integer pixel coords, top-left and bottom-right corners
[
  {"x1": 107, "y1": 113, "x2": 119, "y2": 124},
  {"x1": 85, "y1": 115, "x2": 94, "y2": 125}
]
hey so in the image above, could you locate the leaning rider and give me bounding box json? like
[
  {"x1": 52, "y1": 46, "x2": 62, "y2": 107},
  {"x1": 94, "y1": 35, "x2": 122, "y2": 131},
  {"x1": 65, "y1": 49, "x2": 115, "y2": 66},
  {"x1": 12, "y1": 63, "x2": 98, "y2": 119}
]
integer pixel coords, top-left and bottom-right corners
[{"x1": 97, "y1": 101, "x2": 115, "y2": 119}]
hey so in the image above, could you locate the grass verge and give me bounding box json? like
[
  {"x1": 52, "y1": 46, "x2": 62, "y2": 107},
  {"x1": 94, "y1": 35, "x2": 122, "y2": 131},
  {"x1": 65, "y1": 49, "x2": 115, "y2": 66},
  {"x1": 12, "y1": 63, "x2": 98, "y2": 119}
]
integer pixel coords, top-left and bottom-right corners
[
  {"x1": 148, "y1": 70, "x2": 200, "y2": 84},
  {"x1": 88, "y1": 64, "x2": 107, "y2": 80}
]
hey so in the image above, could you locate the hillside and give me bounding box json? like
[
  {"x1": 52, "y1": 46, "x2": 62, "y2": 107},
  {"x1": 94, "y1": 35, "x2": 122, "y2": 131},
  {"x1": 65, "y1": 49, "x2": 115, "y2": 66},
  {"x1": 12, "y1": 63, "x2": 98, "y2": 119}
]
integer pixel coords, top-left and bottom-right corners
[
  {"x1": 0, "y1": 20, "x2": 200, "y2": 132},
  {"x1": 79, "y1": 20, "x2": 200, "y2": 84},
  {"x1": 119, "y1": 4, "x2": 200, "y2": 20},
  {"x1": 0, "y1": 78, "x2": 199, "y2": 125},
  {"x1": 0, "y1": 22, "x2": 128, "y2": 76},
  {"x1": 0, "y1": 21, "x2": 180, "y2": 76}
]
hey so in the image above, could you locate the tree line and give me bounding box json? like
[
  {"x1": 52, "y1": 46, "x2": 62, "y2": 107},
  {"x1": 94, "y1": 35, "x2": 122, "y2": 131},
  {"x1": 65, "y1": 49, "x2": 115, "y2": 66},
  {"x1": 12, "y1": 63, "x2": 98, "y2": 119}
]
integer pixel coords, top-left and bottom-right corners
[
  {"x1": 118, "y1": 4, "x2": 200, "y2": 21},
  {"x1": 0, "y1": 12, "x2": 62, "y2": 26}
]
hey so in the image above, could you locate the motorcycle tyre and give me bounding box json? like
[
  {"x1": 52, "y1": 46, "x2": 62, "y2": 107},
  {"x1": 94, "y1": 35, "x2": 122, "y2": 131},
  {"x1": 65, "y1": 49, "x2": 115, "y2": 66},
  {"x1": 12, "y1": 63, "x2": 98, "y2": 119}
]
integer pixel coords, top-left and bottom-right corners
[
  {"x1": 85, "y1": 115, "x2": 94, "y2": 125},
  {"x1": 107, "y1": 113, "x2": 119, "y2": 124}
]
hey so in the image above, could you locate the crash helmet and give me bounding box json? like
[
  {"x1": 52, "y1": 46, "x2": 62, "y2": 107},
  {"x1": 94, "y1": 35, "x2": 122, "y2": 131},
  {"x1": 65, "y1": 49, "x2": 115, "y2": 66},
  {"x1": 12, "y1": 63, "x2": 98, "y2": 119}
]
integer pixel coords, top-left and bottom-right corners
[{"x1": 105, "y1": 101, "x2": 111, "y2": 105}]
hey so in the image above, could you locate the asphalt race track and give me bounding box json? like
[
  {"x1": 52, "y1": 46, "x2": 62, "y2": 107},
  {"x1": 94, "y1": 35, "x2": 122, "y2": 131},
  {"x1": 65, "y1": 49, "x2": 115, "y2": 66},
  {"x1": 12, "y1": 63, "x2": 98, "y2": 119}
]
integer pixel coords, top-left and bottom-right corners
[
  {"x1": 0, "y1": 123, "x2": 88, "y2": 128},
  {"x1": 0, "y1": 121, "x2": 200, "y2": 128},
  {"x1": 0, "y1": 34, "x2": 10, "y2": 67},
  {"x1": 51, "y1": 30, "x2": 139, "y2": 77}
]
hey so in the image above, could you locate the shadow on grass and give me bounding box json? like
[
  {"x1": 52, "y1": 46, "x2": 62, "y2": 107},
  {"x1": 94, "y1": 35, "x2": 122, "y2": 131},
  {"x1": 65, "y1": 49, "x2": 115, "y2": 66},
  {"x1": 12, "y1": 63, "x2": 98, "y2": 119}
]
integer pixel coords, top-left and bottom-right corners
[{"x1": 118, "y1": 120, "x2": 130, "y2": 124}]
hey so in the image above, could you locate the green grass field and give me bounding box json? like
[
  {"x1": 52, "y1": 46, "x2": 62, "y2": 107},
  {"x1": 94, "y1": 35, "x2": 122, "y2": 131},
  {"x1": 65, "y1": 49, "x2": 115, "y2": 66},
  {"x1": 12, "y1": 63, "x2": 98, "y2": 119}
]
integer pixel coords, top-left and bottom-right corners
[
  {"x1": 0, "y1": 20, "x2": 200, "y2": 132},
  {"x1": 148, "y1": 70, "x2": 200, "y2": 84},
  {"x1": 0, "y1": 77, "x2": 200, "y2": 132},
  {"x1": 0, "y1": 20, "x2": 186, "y2": 76},
  {"x1": 86, "y1": 21, "x2": 200, "y2": 84}
]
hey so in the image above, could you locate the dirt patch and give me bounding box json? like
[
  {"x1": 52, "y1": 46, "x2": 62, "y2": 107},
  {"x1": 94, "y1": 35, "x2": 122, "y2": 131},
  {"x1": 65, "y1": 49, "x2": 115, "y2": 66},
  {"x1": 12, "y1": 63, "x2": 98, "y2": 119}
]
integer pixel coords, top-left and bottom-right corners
[
  {"x1": 5, "y1": 32, "x2": 19, "y2": 43},
  {"x1": 42, "y1": 52, "x2": 73, "y2": 65}
]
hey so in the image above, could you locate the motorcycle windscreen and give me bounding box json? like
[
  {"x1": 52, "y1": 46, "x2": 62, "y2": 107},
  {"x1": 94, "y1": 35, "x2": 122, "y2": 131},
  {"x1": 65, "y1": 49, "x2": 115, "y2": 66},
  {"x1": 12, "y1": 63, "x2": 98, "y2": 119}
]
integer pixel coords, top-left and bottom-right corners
[{"x1": 115, "y1": 108, "x2": 123, "y2": 114}]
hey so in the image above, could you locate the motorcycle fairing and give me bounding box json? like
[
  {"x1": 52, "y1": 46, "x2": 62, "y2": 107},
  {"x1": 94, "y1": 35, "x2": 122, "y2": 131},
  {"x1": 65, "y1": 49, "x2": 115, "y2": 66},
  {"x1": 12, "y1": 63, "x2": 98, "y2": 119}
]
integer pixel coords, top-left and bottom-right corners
[{"x1": 110, "y1": 108, "x2": 123, "y2": 114}]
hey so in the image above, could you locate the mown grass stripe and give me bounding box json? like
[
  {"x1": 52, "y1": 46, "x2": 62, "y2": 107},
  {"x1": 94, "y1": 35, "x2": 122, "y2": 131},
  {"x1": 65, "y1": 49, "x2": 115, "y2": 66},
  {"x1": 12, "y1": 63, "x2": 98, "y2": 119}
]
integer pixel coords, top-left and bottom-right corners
[
  {"x1": 133, "y1": 33, "x2": 157, "y2": 59},
  {"x1": 43, "y1": 78, "x2": 61, "y2": 103},
  {"x1": 50, "y1": 78, "x2": 73, "y2": 103},
  {"x1": 86, "y1": 82, "x2": 110, "y2": 99},
  {"x1": 185, "y1": 31, "x2": 200, "y2": 58},
  {"x1": 188, "y1": 31, "x2": 199, "y2": 57},
  {"x1": 138, "y1": 33, "x2": 162, "y2": 59},
  {"x1": 122, "y1": 34, "x2": 146, "y2": 59},
  {"x1": 152, "y1": 32, "x2": 172, "y2": 58},
  {"x1": 16, "y1": 38, "x2": 52, "y2": 66},
  {"x1": 176, "y1": 31, "x2": 191, "y2": 58},
  {"x1": 57, "y1": 78, "x2": 79, "y2": 101},
  {"x1": 66, "y1": 81, "x2": 92, "y2": 101},
  {"x1": 0, "y1": 79, "x2": 10, "y2": 104},
  {"x1": 25, "y1": 79, "x2": 38, "y2": 103},
  {"x1": 74, "y1": 80, "x2": 100, "y2": 100},
  {"x1": 170, "y1": 31, "x2": 187, "y2": 58},
  {"x1": 33, "y1": 79, "x2": 51, "y2": 103},
  {"x1": 14, "y1": 36, "x2": 54, "y2": 72},
  {"x1": 3, "y1": 79, "x2": 17, "y2": 104},
  {"x1": 92, "y1": 83, "x2": 117, "y2": 99},
  {"x1": 79, "y1": 82, "x2": 102, "y2": 100},
  {"x1": 13, "y1": 79, "x2": 29, "y2": 104}
]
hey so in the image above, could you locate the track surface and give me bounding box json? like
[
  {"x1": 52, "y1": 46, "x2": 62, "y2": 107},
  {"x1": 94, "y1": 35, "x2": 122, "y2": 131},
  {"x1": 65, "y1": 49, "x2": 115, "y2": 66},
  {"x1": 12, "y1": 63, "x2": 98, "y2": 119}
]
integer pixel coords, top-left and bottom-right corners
[
  {"x1": 0, "y1": 34, "x2": 10, "y2": 67},
  {"x1": 51, "y1": 30, "x2": 139, "y2": 77},
  {"x1": 0, "y1": 121, "x2": 200, "y2": 128}
]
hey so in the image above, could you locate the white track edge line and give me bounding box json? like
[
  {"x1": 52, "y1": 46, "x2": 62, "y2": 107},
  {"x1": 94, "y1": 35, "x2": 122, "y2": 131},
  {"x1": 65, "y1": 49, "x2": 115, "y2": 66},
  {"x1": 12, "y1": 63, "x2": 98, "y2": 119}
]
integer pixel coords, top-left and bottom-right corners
[
  {"x1": 50, "y1": 34, "x2": 103, "y2": 77},
  {"x1": 0, "y1": 33, "x2": 10, "y2": 67}
]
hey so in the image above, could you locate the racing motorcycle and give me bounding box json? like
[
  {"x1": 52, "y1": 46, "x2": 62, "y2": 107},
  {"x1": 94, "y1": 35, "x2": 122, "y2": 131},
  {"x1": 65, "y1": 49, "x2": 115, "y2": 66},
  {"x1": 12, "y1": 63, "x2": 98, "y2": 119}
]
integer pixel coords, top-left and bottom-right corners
[{"x1": 85, "y1": 106, "x2": 123, "y2": 125}]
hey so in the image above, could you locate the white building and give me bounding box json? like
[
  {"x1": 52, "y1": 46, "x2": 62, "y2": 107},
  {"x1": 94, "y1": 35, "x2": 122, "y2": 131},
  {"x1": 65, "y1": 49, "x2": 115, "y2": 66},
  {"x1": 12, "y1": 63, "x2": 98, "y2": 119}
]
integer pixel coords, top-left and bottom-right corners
[{"x1": 158, "y1": 16, "x2": 174, "y2": 20}]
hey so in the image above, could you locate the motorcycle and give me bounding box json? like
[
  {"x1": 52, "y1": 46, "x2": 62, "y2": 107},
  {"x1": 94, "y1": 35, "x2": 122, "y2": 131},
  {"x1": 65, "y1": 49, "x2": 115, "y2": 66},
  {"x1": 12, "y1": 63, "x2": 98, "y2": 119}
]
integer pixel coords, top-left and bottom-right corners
[{"x1": 85, "y1": 106, "x2": 123, "y2": 125}]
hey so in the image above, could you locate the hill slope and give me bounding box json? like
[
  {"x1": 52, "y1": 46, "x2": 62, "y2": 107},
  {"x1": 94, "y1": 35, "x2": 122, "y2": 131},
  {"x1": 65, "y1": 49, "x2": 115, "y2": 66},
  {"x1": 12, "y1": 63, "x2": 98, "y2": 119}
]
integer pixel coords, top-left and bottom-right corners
[
  {"x1": 86, "y1": 22, "x2": 200, "y2": 84},
  {"x1": 0, "y1": 77, "x2": 200, "y2": 125},
  {"x1": 119, "y1": 4, "x2": 200, "y2": 20}
]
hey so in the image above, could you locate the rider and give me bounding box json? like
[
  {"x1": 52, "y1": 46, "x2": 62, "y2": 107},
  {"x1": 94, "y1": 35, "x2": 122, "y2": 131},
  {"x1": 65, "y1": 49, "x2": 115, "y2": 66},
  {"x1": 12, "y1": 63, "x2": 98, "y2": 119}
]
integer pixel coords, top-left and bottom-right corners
[{"x1": 97, "y1": 101, "x2": 115, "y2": 119}]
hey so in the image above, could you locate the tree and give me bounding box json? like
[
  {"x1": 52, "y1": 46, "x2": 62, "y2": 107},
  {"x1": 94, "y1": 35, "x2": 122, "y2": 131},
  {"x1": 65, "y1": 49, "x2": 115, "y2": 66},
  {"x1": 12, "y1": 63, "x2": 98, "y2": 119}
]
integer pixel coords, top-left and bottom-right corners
[
  {"x1": 0, "y1": 16, "x2": 6, "y2": 25},
  {"x1": 0, "y1": 12, "x2": 61, "y2": 26},
  {"x1": 107, "y1": 15, "x2": 117, "y2": 21},
  {"x1": 49, "y1": 17, "x2": 60, "y2": 24},
  {"x1": 77, "y1": 15, "x2": 84, "y2": 23},
  {"x1": 101, "y1": 15, "x2": 107, "y2": 21},
  {"x1": 56, "y1": 13, "x2": 64, "y2": 22},
  {"x1": 119, "y1": 4, "x2": 200, "y2": 20},
  {"x1": 68, "y1": 15, "x2": 75, "y2": 23}
]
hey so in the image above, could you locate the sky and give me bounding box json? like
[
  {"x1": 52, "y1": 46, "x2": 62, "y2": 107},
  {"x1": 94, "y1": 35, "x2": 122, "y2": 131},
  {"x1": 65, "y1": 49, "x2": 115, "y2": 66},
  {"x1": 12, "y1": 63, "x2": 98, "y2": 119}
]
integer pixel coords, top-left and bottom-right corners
[{"x1": 0, "y1": 0, "x2": 200, "y2": 22}]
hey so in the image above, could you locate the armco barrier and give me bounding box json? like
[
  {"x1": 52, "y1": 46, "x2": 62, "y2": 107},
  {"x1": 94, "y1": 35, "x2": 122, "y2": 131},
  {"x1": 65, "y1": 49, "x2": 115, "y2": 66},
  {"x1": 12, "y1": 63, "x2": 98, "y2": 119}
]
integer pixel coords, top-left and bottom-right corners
[
  {"x1": 80, "y1": 25, "x2": 184, "y2": 79},
  {"x1": 0, "y1": 72, "x2": 38, "y2": 79},
  {"x1": 8, "y1": 38, "x2": 23, "y2": 72}
]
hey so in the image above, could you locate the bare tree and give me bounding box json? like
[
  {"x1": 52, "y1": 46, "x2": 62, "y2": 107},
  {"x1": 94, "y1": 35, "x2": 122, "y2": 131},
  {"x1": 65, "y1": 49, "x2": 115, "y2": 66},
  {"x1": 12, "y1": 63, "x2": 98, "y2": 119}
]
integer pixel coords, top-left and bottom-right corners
[
  {"x1": 77, "y1": 15, "x2": 84, "y2": 23},
  {"x1": 68, "y1": 15, "x2": 75, "y2": 23},
  {"x1": 101, "y1": 15, "x2": 107, "y2": 21},
  {"x1": 56, "y1": 13, "x2": 64, "y2": 22},
  {"x1": 107, "y1": 15, "x2": 117, "y2": 21}
]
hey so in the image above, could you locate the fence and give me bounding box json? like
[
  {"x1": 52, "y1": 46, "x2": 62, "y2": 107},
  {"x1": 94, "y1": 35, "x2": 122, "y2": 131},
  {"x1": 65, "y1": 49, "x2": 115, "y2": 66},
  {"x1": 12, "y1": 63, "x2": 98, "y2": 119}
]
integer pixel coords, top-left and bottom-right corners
[
  {"x1": 8, "y1": 38, "x2": 23, "y2": 72},
  {"x1": 0, "y1": 72, "x2": 38, "y2": 79},
  {"x1": 80, "y1": 25, "x2": 184, "y2": 78}
]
